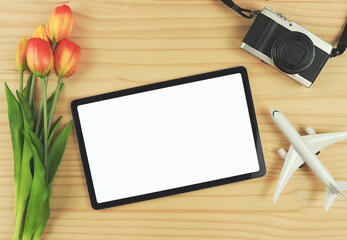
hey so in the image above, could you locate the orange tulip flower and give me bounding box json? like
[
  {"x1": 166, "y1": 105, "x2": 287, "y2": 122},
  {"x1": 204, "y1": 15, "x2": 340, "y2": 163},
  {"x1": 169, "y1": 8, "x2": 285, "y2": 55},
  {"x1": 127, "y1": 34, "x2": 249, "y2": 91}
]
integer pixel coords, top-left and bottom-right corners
[
  {"x1": 46, "y1": 4, "x2": 73, "y2": 43},
  {"x1": 54, "y1": 39, "x2": 80, "y2": 78},
  {"x1": 32, "y1": 24, "x2": 49, "y2": 42},
  {"x1": 16, "y1": 36, "x2": 28, "y2": 72},
  {"x1": 26, "y1": 38, "x2": 54, "y2": 78}
]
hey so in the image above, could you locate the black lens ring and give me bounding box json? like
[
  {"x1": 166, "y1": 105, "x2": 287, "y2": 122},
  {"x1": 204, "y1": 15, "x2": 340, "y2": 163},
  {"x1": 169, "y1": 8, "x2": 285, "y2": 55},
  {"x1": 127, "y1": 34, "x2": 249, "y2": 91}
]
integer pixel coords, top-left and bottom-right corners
[{"x1": 271, "y1": 31, "x2": 315, "y2": 74}]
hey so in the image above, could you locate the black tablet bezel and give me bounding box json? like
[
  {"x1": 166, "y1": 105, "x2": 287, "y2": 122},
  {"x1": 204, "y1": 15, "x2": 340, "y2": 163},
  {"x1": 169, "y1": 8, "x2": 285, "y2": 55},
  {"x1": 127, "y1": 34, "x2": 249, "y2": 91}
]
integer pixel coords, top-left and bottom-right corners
[{"x1": 71, "y1": 66, "x2": 266, "y2": 210}]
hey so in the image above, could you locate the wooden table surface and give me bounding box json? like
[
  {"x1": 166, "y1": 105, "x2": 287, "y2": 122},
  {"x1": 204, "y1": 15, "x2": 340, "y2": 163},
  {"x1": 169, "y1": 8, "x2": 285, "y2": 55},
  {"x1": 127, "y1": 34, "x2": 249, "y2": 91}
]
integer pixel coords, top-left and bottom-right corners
[{"x1": 1, "y1": 0, "x2": 347, "y2": 239}]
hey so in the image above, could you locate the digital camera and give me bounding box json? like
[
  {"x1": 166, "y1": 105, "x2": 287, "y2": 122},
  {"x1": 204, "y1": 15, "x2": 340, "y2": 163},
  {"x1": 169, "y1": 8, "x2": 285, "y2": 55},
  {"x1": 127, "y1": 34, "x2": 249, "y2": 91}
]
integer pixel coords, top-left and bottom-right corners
[{"x1": 241, "y1": 7, "x2": 333, "y2": 87}]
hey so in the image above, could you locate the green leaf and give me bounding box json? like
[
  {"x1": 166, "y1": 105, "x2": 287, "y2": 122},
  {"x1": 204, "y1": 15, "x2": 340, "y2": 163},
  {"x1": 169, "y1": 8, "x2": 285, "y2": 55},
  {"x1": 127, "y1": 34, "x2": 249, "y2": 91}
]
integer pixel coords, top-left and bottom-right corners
[
  {"x1": 48, "y1": 116, "x2": 62, "y2": 148},
  {"x1": 22, "y1": 73, "x2": 33, "y2": 102},
  {"x1": 4, "y1": 83, "x2": 23, "y2": 210},
  {"x1": 31, "y1": 207, "x2": 50, "y2": 240},
  {"x1": 47, "y1": 120, "x2": 73, "y2": 185},
  {"x1": 14, "y1": 133, "x2": 33, "y2": 240},
  {"x1": 22, "y1": 131, "x2": 51, "y2": 240},
  {"x1": 31, "y1": 96, "x2": 35, "y2": 119},
  {"x1": 17, "y1": 91, "x2": 35, "y2": 175},
  {"x1": 29, "y1": 131, "x2": 44, "y2": 165},
  {"x1": 17, "y1": 91, "x2": 34, "y2": 132},
  {"x1": 30, "y1": 129, "x2": 51, "y2": 239},
  {"x1": 14, "y1": 92, "x2": 36, "y2": 239}
]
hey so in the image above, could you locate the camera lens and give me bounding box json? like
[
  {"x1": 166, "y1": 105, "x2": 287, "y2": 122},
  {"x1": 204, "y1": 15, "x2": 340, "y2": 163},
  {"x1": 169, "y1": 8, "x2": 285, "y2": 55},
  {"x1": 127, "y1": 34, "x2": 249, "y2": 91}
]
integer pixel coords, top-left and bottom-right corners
[{"x1": 271, "y1": 31, "x2": 315, "y2": 74}]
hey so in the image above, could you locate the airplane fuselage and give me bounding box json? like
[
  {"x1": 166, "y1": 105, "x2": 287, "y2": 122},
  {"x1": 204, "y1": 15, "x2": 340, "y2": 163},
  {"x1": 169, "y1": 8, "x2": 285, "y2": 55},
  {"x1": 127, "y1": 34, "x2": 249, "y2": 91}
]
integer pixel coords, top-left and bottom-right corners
[{"x1": 271, "y1": 110, "x2": 337, "y2": 189}]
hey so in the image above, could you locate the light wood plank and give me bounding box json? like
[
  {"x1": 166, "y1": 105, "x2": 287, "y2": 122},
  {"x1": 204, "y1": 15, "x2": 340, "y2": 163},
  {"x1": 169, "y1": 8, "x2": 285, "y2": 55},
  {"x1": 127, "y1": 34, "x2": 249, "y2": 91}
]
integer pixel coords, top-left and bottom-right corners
[{"x1": 1, "y1": 0, "x2": 347, "y2": 239}]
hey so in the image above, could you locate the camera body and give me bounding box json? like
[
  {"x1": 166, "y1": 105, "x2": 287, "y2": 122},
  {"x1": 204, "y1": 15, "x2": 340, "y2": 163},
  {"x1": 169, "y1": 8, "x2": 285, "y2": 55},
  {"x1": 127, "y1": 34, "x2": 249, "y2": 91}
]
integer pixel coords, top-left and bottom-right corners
[{"x1": 241, "y1": 7, "x2": 333, "y2": 87}]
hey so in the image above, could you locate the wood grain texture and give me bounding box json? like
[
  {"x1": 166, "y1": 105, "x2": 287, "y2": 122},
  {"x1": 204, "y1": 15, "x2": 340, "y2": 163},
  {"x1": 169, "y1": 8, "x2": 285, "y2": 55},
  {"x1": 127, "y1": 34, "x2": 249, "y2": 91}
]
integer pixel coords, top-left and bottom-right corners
[{"x1": 1, "y1": 0, "x2": 347, "y2": 239}]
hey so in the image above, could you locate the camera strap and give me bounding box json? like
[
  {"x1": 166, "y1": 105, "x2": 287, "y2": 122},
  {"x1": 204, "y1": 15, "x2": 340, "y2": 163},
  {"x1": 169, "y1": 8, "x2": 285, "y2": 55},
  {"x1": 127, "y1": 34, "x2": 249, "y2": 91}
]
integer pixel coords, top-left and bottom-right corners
[
  {"x1": 219, "y1": 0, "x2": 259, "y2": 19},
  {"x1": 331, "y1": 22, "x2": 347, "y2": 58}
]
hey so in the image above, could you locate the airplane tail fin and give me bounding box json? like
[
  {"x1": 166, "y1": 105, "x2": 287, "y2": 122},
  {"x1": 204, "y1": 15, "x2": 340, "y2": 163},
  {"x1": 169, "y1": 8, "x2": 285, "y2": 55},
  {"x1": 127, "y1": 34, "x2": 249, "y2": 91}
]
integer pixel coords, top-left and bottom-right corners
[
  {"x1": 325, "y1": 182, "x2": 347, "y2": 211},
  {"x1": 336, "y1": 182, "x2": 347, "y2": 199}
]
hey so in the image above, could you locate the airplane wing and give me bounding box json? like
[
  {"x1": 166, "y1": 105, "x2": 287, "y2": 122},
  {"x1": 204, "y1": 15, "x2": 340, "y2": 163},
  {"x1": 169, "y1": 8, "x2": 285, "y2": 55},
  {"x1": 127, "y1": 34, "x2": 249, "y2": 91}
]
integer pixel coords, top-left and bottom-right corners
[
  {"x1": 303, "y1": 132, "x2": 347, "y2": 154},
  {"x1": 273, "y1": 145, "x2": 304, "y2": 203}
]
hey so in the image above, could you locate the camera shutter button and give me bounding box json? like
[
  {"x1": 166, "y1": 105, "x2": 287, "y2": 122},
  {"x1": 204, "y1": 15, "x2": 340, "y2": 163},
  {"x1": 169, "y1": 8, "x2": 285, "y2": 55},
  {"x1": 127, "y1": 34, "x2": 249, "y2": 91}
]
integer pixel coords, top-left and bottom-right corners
[{"x1": 277, "y1": 13, "x2": 286, "y2": 20}]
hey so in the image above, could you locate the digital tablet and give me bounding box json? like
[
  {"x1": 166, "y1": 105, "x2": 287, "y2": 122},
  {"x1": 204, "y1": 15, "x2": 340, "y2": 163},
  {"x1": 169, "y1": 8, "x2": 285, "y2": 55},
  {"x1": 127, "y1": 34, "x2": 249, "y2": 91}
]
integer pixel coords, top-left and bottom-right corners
[{"x1": 71, "y1": 66, "x2": 266, "y2": 210}]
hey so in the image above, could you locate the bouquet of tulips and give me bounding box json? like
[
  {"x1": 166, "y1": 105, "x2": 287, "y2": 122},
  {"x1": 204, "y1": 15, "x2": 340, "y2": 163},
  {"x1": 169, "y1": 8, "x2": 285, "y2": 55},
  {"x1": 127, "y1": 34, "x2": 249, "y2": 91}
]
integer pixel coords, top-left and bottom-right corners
[{"x1": 5, "y1": 5, "x2": 81, "y2": 240}]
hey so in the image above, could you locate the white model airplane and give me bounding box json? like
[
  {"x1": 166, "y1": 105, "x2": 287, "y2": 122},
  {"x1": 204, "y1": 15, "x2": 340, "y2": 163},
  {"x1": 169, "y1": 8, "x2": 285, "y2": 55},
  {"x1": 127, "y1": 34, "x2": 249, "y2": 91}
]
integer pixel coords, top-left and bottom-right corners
[{"x1": 271, "y1": 108, "x2": 347, "y2": 211}]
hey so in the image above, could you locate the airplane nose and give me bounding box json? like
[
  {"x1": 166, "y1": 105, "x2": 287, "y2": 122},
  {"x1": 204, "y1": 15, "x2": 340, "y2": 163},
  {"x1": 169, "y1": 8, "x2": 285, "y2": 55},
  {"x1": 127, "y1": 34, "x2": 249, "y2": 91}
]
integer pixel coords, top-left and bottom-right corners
[{"x1": 270, "y1": 108, "x2": 279, "y2": 117}]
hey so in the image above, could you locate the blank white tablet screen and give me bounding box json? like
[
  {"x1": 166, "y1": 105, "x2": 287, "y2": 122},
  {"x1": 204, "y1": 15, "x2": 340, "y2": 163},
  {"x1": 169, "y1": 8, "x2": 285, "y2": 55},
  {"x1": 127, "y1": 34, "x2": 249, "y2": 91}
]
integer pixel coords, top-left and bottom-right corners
[{"x1": 77, "y1": 73, "x2": 259, "y2": 203}]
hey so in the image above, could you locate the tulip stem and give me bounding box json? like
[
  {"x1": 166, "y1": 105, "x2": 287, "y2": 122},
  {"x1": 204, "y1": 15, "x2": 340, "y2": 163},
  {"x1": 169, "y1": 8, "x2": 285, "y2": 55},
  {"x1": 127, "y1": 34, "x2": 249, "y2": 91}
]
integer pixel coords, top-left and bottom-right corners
[
  {"x1": 19, "y1": 70, "x2": 24, "y2": 94},
  {"x1": 35, "y1": 94, "x2": 43, "y2": 135},
  {"x1": 28, "y1": 74, "x2": 36, "y2": 107},
  {"x1": 47, "y1": 77, "x2": 63, "y2": 134},
  {"x1": 52, "y1": 42, "x2": 57, "y2": 52},
  {"x1": 41, "y1": 78, "x2": 48, "y2": 165}
]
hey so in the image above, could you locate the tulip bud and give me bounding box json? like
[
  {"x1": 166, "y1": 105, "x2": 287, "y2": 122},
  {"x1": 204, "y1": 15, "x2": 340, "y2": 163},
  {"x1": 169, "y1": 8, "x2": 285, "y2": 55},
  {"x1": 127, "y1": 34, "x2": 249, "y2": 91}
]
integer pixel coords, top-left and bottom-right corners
[
  {"x1": 54, "y1": 39, "x2": 80, "y2": 78},
  {"x1": 46, "y1": 4, "x2": 73, "y2": 43},
  {"x1": 32, "y1": 24, "x2": 49, "y2": 42},
  {"x1": 26, "y1": 38, "x2": 54, "y2": 78},
  {"x1": 16, "y1": 37, "x2": 28, "y2": 71}
]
